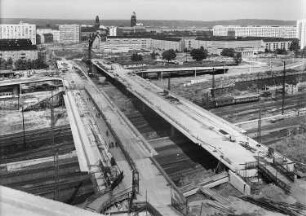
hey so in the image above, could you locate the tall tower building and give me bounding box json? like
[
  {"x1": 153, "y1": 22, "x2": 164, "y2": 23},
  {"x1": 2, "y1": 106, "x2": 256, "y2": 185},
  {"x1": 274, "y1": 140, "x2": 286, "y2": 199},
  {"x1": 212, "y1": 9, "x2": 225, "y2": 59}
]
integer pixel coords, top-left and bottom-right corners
[
  {"x1": 95, "y1": 15, "x2": 100, "y2": 29},
  {"x1": 297, "y1": 19, "x2": 306, "y2": 49},
  {"x1": 131, "y1": 12, "x2": 137, "y2": 27}
]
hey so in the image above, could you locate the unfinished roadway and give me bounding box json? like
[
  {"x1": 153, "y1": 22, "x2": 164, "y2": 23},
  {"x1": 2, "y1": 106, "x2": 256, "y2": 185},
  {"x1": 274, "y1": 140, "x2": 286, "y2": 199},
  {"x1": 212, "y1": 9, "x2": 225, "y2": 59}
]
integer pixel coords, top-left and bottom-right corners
[
  {"x1": 62, "y1": 60, "x2": 182, "y2": 215},
  {"x1": 92, "y1": 59, "x2": 295, "y2": 178}
]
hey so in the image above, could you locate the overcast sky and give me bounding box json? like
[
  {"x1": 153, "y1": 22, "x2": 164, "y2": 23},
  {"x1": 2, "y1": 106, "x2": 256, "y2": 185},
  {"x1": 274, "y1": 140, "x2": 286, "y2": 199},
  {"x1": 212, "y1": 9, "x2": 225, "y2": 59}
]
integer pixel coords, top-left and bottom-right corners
[{"x1": 1, "y1": 0, "x2": 305, "y2": 21}]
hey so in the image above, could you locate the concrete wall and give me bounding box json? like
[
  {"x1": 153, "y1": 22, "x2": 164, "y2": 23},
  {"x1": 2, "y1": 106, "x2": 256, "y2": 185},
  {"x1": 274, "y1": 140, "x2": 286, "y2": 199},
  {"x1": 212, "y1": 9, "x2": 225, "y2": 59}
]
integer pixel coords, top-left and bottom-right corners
[
  {"x1": 229, "y1": 170, "x2": 251, "y2": 195},
  {"x1": 236, "y1": 168, "x2": 258, "y2": 178}
]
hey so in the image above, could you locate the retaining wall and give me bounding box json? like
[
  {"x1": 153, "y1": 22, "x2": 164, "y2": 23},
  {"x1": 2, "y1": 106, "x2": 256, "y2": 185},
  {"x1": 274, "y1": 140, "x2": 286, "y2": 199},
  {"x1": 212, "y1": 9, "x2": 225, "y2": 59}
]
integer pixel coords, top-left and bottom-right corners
[{"x1": 229, "y1": 170, "x2": 251, "y2": 195}]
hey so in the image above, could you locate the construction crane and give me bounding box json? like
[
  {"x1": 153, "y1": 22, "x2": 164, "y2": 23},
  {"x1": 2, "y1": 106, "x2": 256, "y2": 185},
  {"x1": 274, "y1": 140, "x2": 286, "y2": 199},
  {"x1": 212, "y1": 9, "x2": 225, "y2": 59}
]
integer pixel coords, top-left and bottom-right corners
[{"x1": 88, "y1": 33, "x2": 99, "y2": 77}]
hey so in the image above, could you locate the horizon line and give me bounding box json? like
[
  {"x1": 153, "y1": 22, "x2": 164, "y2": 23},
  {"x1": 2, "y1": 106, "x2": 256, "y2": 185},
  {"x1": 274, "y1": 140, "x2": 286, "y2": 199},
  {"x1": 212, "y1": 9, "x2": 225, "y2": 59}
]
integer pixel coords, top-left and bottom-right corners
[{"x1": 0, "y1": 17, "x2": 298, "y2": 22}]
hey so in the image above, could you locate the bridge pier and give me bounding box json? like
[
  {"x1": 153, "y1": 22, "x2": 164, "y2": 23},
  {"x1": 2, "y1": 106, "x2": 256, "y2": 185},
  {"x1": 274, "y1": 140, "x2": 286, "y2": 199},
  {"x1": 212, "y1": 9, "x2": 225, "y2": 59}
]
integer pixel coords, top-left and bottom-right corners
[
  {"x1": 170, "y1": 126, "x2": 176, "y2": 137},
  {"x1": 141, "y1": 103, "x2": 146, "y2": 112}
]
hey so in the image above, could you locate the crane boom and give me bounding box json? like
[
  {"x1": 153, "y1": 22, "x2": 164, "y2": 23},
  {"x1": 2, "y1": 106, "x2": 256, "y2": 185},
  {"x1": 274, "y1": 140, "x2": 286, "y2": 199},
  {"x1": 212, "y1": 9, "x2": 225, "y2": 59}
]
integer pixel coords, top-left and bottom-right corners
[{"x1": 88, "y1": 33, "x2": 99, "y2": 76}]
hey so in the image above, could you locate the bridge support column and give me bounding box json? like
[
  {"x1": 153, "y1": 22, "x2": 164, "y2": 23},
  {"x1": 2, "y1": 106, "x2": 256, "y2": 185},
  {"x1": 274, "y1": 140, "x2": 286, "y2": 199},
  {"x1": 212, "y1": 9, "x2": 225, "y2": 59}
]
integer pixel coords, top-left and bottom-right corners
[
  {"x1": 170, "y1": 126, "x2": 176, "y2": 137},
  {"x1": 141, "y1": 103, "x2": 146, "y2": 112}
]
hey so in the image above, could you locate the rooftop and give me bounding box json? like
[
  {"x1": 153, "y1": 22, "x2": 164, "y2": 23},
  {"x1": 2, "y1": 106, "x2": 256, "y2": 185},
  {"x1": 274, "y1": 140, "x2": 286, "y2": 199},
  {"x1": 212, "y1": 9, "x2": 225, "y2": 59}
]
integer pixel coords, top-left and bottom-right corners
[
  {"x1": 196, "y1": 36, "x2": 296, "y2": 42},
  {"x1": 0, "y1": 39, "x2": 37, "y2": 51}
]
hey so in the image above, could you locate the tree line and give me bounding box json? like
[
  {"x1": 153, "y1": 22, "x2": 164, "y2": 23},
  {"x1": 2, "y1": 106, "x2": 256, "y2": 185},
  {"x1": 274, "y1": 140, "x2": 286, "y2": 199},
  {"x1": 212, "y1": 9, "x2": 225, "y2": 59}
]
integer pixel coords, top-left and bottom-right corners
[
  {"x1": 130, "y1": 47, "x2": 242, "y2": 65},
  {"x1": 0, "y1": 57, "x2": 48, "y2": 70}
]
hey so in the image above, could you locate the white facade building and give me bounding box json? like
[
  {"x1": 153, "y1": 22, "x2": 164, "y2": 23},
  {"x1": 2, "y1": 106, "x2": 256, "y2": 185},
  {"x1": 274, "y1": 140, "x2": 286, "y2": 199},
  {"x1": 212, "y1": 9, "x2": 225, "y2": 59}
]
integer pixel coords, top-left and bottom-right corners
[
  {"x1": 213, "y1": 25, "x2": 297, "y2": 39},
  {"x1": 297, "y1": 19, "x2": 306, "y2": 49},
  {"x1": 52, "y1": 30, "x2": 60, "y2": 42},
  {"x1": 37, "y1": 28, "x2": 53, "y2": 43},
  {"x1": 109, "y1": 27, "x2": 118, "y2": 37},
  {"x1": 59, "y1": 24, "x2": 80, "y2": 44},
  {"x1": 37, "y1": 29, "x2": 60, "y2": 43},
  {"x1": 0, "y1": 22, "x2": 36, "y2": 45},
  {"x1": 100, "y1": 37, "x2": 184, "y2": 53}
]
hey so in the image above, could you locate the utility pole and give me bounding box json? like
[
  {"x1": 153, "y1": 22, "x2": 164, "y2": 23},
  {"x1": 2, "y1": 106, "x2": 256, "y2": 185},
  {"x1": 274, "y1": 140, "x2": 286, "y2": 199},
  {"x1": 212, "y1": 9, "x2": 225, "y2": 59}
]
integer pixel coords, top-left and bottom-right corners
[
  {"x1": 257, "y1": 107, "x2": 262, "y2": 144},
  {"x1": 145, "y1": 190, "x2": 148, "y2": 216},
  {"x1": 211, "y1": 68, "x2": 215, "y2": 99},
  {"x1": 281, "y1": 61, "x2": 286, "y2": 115},
  {"x1": 257, "y1": 72, "x2": 260, "y2": 94},
  {"x1": 168, "y1": 76, "x2": 171, "y2": 90},
  {"x1": 51, "y1": 90, "x2": 59, "y2": 200},
  {"x1": 21, "y1": 106, "x2": 26, "y2": 149}
]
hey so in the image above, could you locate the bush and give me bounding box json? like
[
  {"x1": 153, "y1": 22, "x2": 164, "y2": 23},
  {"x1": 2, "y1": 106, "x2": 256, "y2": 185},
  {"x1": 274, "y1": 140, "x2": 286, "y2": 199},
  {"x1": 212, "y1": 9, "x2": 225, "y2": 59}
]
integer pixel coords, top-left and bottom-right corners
[
  {"x1": 275, "y1": 48, "x2": 287, "y2": 55},
  {"x1": 131, "y1": 53, "x2": 143, "y2": 62},
  {"x1": 14, "y1": 58, "x2": 48, "y2": 70},
  {"x1": 0, "y1": 58, "x2": 13, "y2": 70},
  {"x1": 221, "y1": 48, "x2": 235, "y2": 57}
]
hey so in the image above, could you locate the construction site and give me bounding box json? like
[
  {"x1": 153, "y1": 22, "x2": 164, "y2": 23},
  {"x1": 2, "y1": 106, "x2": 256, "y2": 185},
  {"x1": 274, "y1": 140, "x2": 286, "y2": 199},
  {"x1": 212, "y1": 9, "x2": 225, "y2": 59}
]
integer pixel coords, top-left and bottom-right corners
[{"x1": 1, "y1": 39, "x2": 306, "y2": 216}]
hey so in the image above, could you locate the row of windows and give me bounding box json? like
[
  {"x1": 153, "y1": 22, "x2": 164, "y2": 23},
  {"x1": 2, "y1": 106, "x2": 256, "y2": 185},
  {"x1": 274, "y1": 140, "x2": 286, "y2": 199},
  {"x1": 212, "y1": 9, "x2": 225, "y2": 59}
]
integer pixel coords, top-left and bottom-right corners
[{"x1": 0, "y1": 92, "x2": 13, "y2": 97}]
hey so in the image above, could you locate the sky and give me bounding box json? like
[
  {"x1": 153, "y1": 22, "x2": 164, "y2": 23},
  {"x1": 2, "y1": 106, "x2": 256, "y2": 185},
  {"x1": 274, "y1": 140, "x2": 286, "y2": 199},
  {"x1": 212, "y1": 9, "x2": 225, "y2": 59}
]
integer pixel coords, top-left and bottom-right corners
[{"x1": 1, "y1": 0, "x2": 305, "y2": 21}]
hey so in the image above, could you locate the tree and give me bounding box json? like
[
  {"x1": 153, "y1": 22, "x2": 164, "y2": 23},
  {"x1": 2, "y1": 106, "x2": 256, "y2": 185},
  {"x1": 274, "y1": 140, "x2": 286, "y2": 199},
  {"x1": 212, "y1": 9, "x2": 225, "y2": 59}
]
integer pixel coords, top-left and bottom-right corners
[
  {"x1": 162, "y1": 49, "x2": 176, "y2": 62},
  {"x1": 14, "y1": 58, "x2": 48, "y2": 70},
  {"x1": 302, "y1": 46, "x2": 306, "y2": 57},
  {"x1": 289, "y1": 38, "x2": 300, "y2": 52},
  {"x1": 7, "y1": 58, "x2": 13, "y2": 67},
  {"x1": 150, "y1": 51, "x2": 159, "y2": 60},
  {"x1": 234, "y1": 52, "x2": 242, "y2": 65},
  {"x1": 190, "y1": 48, "x2": 208, "y2": 61},
  {"x1": 131, "y1": 53, "x2": 143, "y2": 62},
  {"x1": 221, "y1": 48, "x2": 235, "y2": 57}
]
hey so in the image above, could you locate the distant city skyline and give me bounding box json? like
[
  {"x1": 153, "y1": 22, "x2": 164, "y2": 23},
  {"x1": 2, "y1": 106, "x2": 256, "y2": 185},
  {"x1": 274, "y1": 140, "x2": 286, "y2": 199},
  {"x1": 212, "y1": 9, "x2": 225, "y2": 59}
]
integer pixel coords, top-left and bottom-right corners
[{"x1": 1, "y1": 0, "x2": 305, "y2": 21}]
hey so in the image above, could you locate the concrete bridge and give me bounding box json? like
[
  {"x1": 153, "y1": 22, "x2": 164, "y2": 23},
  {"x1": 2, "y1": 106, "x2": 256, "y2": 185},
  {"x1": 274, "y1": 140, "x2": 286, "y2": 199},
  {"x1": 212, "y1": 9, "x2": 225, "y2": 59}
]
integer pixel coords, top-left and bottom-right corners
[{"x1": 92, "y1": 59, "x2": 295, "y2": 180}]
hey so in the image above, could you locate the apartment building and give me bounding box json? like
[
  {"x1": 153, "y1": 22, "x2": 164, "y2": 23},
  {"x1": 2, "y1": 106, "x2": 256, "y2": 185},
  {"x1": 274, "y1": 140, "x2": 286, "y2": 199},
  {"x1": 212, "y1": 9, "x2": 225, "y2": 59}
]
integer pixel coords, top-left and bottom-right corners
[
  {"x1": 0, "y1": 22, "x2": 36, "y2": 45},
  {"x1": 263, "y1": 38, "x2": 292, "y2": 51},
  {"x1": 101, "y1": 36, "x2": 184, "y2": 53},
  {"x1": 0, "y1": 39, "x2": 38, "y2": 61},
  {"x1": 59, "y1": 24, "x2": 80, "y2": 44},
  {"x1": 213, "y1": 25, "x2": 297, "y2": 39},
  {"x1": 102, "y1": 37, "x2": 151, "y2": 52},
  {"x1": 36, "y1": 29, "x2": 60, "y2": 43},
  {"x1": 151, "y1": 37, "x2": 184, "y2": 52},
  {"x1": 188, "y1": 37, "x2": 264, "y2": 56},
  {"x1": 297, "y1": 19, "x2": 306, "y2": 49}
]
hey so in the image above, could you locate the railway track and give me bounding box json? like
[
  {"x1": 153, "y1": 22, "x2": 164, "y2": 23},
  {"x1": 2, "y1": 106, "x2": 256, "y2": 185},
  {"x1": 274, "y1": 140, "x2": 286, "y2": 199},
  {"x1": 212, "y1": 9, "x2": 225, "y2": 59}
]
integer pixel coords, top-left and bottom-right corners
[
  {"x1": 211, "y1": 93, "x2": 306, "y2": 122},
  {"x1": 0, "y1": 125, "x2": 73, "y2": 155},
  {"x1": 1, "y1": 140, "x2": 75, "y2": 164}
]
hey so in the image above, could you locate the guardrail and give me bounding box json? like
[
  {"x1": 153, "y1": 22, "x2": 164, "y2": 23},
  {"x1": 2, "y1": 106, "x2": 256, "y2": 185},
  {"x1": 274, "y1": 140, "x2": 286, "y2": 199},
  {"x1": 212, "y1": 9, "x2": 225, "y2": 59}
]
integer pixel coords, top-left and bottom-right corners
[{"x1": 258, "y1": 164, "x2": 291, "y2": 194}]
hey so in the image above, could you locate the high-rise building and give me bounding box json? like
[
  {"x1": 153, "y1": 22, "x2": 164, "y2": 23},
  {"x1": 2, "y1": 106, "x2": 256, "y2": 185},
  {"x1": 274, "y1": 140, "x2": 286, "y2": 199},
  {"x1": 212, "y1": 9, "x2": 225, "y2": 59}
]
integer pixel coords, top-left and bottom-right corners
[
  {"x1": 0, "y1": 22, "x2": 36, "y2": 45},
  {"x1": 131, "y1": 12, "x2": 137, "y2": 27},
  {"x1": 213, "y1": 25, "x2": 297, "y2": 39},
  {"x1": 59, "y1": 24, "x2": 80, "y2": 44},
  {"x1": 297, "y1": 19, "x2": 306, "y2": 49}
]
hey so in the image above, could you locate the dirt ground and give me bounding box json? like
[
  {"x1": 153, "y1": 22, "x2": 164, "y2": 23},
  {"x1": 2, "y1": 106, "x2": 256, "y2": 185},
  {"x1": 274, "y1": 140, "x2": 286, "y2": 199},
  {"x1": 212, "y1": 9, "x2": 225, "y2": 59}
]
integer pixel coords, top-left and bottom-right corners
[{"x1": 0, "y1": 107, "x2": 69, "y2": 135}]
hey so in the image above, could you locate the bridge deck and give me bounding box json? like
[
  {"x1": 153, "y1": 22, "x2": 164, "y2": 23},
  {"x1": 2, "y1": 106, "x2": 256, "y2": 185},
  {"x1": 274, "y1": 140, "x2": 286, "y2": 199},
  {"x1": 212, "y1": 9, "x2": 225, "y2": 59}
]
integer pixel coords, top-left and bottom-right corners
[
  {"x1": 0, "y1": 77, "x2": 63, "y2": 87},
  {"x1": 93, "y1": 60, "x2": 265, "y2": 172}
]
